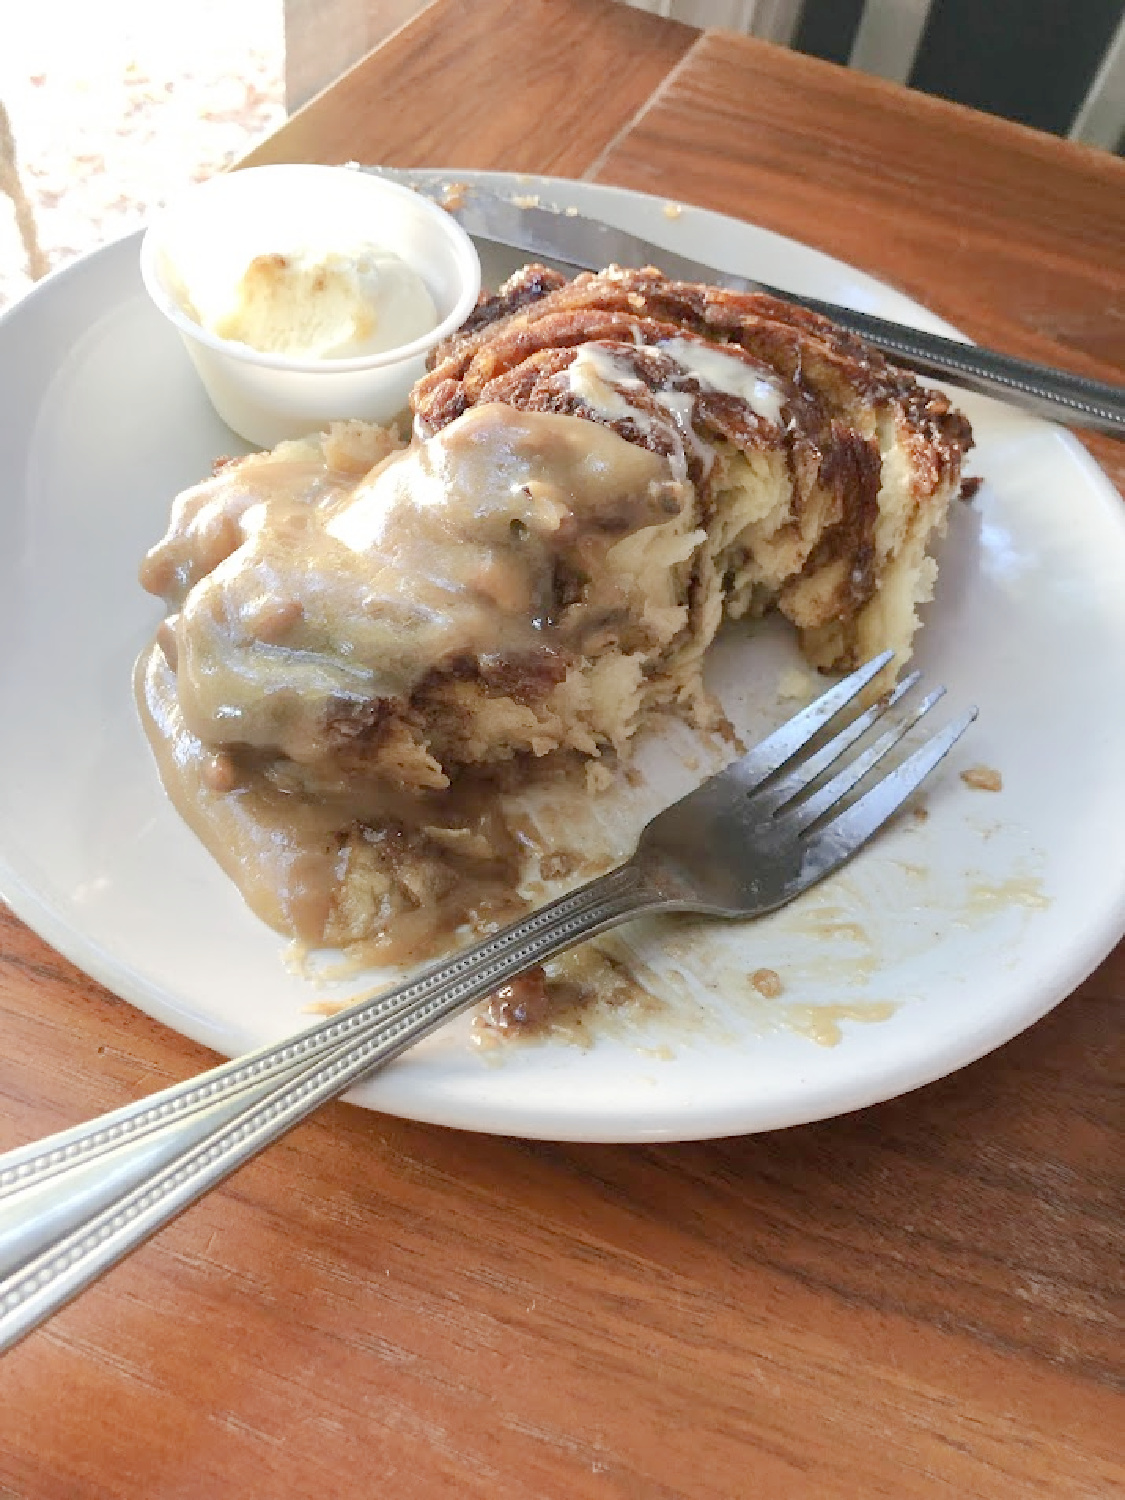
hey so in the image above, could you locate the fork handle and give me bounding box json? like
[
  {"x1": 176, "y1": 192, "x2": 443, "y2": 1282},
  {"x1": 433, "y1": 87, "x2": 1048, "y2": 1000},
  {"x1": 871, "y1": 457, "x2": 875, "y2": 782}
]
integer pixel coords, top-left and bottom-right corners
[{"x1": 0, "y1": 863, "x2": 663, "y2": 1354}]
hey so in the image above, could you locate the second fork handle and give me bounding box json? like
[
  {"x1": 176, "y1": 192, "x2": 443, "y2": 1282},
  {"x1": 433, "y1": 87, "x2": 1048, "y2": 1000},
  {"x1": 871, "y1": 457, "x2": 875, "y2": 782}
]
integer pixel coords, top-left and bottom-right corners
[{"x1": 0, "y1": 861, "x2": 663, "y2": 1354}]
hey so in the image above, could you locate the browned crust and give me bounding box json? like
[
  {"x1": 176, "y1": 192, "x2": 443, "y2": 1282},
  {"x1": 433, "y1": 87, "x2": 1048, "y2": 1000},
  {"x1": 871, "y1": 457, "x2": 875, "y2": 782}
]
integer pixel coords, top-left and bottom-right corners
[
  {"x1": 413, "y1": 265, "x2": 971, "y2": 656},
  {"x1": 415, "y1": 268, "x2": 971, "y2": 527},
  {"x1": 418, "y1": 263, "x2": 972, "y2": 480}
]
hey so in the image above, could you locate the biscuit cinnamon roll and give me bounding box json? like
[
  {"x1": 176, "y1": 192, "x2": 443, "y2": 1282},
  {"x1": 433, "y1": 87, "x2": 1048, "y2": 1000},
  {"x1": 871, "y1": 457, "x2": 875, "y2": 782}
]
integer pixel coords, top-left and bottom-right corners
[
  {"x1": 137, "y1": 265, "x2": 972, "y2": 956},
  {"x1": 415, "y1": 263, "x2": 972, "y2": 674}
]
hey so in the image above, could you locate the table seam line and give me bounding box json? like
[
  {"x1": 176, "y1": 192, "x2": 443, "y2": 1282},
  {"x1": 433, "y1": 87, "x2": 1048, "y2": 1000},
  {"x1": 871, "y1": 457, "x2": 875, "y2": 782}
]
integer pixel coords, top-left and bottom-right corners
[{"x1": 580, "y1": 29, "x2": 707, "y2": 185}]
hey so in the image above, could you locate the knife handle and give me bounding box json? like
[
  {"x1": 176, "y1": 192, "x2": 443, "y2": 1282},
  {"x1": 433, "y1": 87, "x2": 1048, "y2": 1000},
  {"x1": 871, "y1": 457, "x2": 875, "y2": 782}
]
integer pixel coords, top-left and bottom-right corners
[{"x1": 795, "y1": 298, "x2": 1125, "y2": 437}]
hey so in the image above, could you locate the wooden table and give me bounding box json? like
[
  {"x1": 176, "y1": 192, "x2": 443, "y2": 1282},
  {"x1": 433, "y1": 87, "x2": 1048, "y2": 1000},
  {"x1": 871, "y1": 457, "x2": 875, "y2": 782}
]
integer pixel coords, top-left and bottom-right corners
[{"x1": 3, "y1": 3, "x2": 1123, "y2": 1494}]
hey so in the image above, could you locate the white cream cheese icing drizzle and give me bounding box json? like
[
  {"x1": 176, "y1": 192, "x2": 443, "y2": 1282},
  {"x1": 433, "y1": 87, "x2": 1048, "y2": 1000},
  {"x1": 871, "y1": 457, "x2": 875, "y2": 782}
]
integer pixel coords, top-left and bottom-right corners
[
  {"x1": 565, "y1": 337, "x2": 785, "y2": 486},
  {"x1": 658, "y1": 336, "x2": 785, "y2": 426}
]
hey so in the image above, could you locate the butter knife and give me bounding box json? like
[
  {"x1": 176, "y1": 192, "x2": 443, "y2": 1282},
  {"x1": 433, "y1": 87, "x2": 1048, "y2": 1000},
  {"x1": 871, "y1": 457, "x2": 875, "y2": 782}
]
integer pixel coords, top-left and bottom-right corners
[{"x1": 366, "y1": 168, "x2": 1125, "y2": 438}]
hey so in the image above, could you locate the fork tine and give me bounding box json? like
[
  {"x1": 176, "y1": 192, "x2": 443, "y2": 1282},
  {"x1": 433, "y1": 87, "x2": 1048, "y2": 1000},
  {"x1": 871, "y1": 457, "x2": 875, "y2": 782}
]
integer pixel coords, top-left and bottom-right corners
[
  {"x1": 756, "y1": 669, "x2": 921, "y2": 810},
  {"x1": 799, "y1": 707, "x2": 978, "y2": 882},
  {"x1": 783, "y1": 687, "x2": 945, "y2": 831},
  {"x1": 719, "y1": 649, "x2": 895, "y2": 794}
]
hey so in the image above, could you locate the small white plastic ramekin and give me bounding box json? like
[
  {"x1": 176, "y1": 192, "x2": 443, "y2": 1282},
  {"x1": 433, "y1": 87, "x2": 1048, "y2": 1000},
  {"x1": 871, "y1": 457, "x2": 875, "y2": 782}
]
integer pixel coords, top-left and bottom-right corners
[{"x1": 140, "y1": 165, "x2": 481, "y2": 447}]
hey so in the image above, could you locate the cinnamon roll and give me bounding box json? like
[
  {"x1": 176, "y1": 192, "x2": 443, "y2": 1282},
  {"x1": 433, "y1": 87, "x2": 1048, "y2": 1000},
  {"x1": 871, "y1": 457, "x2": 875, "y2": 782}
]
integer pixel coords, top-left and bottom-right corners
[{"x1": 137, "y1": 265, "x2": 972, "y2": 956}]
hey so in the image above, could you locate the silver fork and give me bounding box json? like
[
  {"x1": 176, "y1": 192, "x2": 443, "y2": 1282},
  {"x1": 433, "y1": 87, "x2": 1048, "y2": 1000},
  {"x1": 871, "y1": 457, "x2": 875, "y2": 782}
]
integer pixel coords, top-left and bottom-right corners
[{"x1": 0, "y1": 650, "x2": 974, "y2": 1352}]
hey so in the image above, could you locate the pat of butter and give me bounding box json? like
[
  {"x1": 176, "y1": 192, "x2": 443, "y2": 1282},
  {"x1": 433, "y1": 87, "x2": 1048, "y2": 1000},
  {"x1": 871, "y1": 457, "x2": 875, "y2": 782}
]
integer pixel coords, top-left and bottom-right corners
[{"x1": 174, "y1": 243, "x2": 438, "y2": 360}]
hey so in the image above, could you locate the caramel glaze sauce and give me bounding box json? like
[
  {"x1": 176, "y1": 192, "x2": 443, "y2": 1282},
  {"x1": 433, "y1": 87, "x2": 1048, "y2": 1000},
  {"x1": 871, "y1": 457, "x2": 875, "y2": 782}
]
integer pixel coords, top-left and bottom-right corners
[
  {"x1": 138, "y1": 407, "x2": 685, "y2": 963},
  {"x1": 137, "y1": 646, "x2": 546, "y2": 961},
  {"x1": 140, "y1": 404, "x2": 681, "y2": 770}
]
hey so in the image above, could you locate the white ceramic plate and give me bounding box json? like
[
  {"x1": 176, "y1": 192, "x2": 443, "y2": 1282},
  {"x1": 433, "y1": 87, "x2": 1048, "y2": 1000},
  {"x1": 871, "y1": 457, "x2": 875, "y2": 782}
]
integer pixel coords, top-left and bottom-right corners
[{"x1": 1, "y1": 170, "x2": 1123, "y2": 1142}]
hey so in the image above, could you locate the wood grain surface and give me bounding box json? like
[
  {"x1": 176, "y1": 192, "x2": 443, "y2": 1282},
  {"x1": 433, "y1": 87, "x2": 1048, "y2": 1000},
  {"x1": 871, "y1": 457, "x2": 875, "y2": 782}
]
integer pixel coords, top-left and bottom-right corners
[
  {"x1": 590, "y1": 26, "x2": 1125, "y2": 495},
  {"x1": 2, "y1": 3, "x2": 1123, "y2": 1496},
  {"x1": 282, "y1": 0, "x2": 433, "y2": 111},
  {"x1": 244, "y1": 0, "x2": 697, "y2": 177}
]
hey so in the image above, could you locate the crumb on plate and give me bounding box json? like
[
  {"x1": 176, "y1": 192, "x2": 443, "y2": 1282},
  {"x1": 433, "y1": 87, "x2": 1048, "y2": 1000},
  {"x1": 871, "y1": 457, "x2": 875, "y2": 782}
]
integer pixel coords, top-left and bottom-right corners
[
  {"x1": 961, "y1": 765, "x2": 1002, "y2": 792},
  {"x1": 750, "y1": 967, "x2": 783, "y2": 998},
  {"x1": 303, "y1": 998, "x2": 351, "y2": 1016},
  {"x1": 777, "y1": 666, "x2": 817, "y2": 702}
]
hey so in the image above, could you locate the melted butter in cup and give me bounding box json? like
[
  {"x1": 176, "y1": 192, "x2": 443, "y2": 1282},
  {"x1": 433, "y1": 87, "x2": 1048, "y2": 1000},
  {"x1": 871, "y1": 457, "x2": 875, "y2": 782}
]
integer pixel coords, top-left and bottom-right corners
[
  {"x1": 186, "y1": 246, "x2": 438, "y2": 360},
  {"x1": 140, "y1": 165, "x2": 481, "y2": 446}
]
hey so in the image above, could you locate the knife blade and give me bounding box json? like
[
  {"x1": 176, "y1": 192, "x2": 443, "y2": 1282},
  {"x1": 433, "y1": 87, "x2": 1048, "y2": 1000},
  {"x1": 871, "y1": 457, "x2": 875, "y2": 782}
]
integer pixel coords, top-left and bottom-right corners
[{"x1": 365, "y1": 167, "x2": 1125, "y2": 439}]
